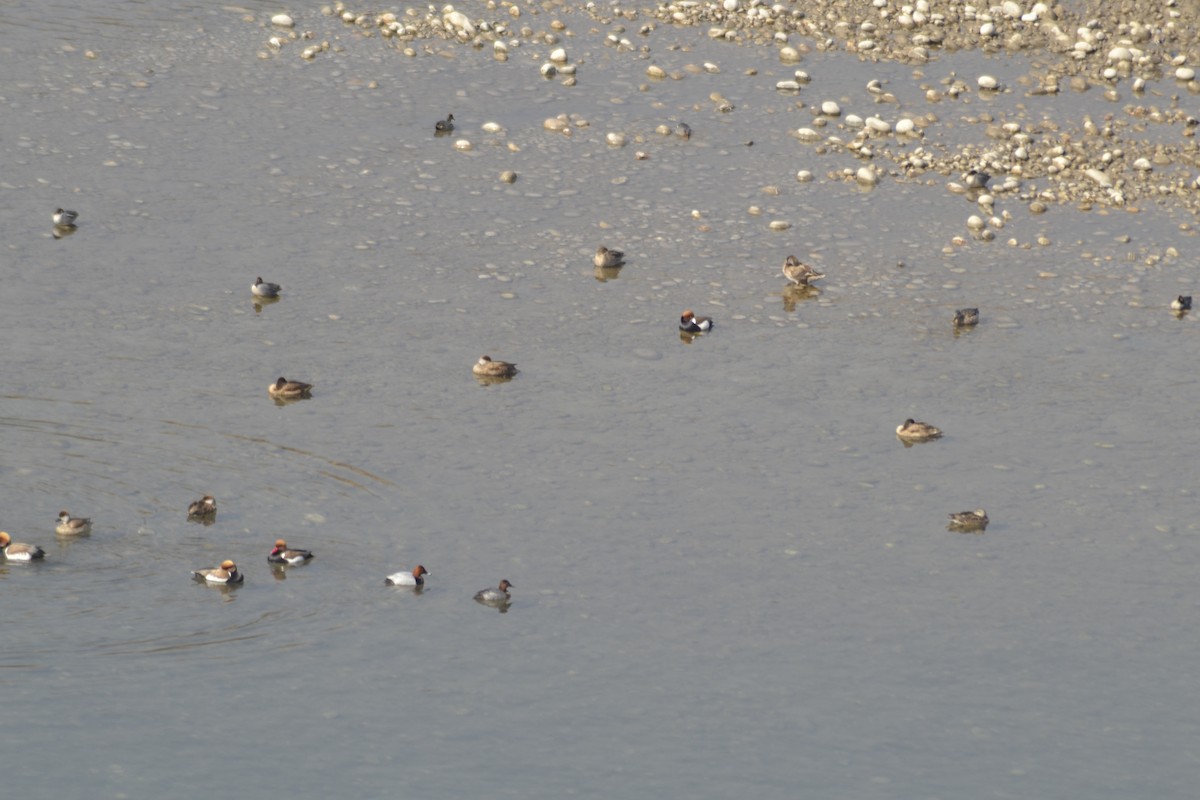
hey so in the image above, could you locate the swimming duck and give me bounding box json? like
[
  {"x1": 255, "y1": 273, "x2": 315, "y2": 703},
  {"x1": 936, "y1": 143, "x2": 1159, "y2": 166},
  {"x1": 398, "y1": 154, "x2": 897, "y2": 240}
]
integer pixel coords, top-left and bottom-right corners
[
  {"x1": 435, "y1": 113, "x2": 455, "y2": 133},
  {"x1": 1171, "y1": 295, "x2": 1192, "y2": 312},
  {"x1": 56, "y1": 510, "x2": 92, "y2": 535},
  {"x1": 191, "y1": 559, "x2": 243, "y2": 584},
  {"x1": 252, "y1": 277, "x2": 281, "y2": 298},
  {"x1": 268, "y1": 539, "x2": 314, "y2": 566},
  {"x1": 953, "y1": 308, "x2": 980, "y2": 327},
  {"x1": 474, "y1": 579, "x2": 513, "y2": 605},
  {"x1": 385, "y1": 565, "x2": 430, "y2": 587},
  {"x1": 947, "y1": 509, "x2": 989, "y2": 531},
  {"x1": 52, "y1": 208, "x2": 78, "y2": 226},
  {"x1": 594, "y1": 246, "x2": 625, "y2": 268},
  {"x1": 473, "y1": 355, "x2": 518, "y2": 378},
  {"x1": 675, "y1": 122, "x2": 692, "y2": 140},
  {"x1": 895, "y1": 419, "x2": 943, "y2": 441},
  {"x1": 187, "y1": 495, "x2": 217, "y2": 519},
  {"x1": 268, "y1": 377, "x2": 313, "y2": 399},
  {"x1": 0, "y1": 531, "x2": 46, "y2": 561},
  {"x1": 781, "y1": 255, "x2": 825, "y2": 285},
  {"x1": 679, "y1": 310, "x2": 714, "y2": 333}
]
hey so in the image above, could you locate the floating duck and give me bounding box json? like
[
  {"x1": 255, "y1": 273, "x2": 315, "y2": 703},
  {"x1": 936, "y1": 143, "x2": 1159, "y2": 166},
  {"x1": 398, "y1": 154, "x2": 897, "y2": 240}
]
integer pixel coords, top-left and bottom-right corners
[
  {"x1": 192, "y1": 559, "x2": 243, "y2": 584},
  {"x1": 953, "y1": 308, "x2": 980, "y2": 327},
  {"x1": 56, "y1": 511, "x2": 92, "y2": 535},
  {"x1": 679, "y1": 310, "x2": 713, "y2": 333},
  {"x1": 474, "y1": 579, "x2": 513, "y2": 606},
  {"x1": 594, "y1": 246, "x2": 625, "y2": 268},
  {"x1": 1171, "y1": 295, "x2": 1192, "y2": 312},
  {"x1": 187, "y1": 495, "x2": 217, "y2": 519},
  {"x1": 0, "y1": 531, "x2": 46, "y2": 561},
  {"x1": 781, "y1": 255, "x2": 825, "y2": 285},
  {"x1": 269, "y1": 377, "x2": 313, "y2": 399},
  {"x1": 435, "y1": 113, "x2": 455, "y2": 133},
  {"x1": 252, "y1": 277, "x2": 281, "y2": 298},
  {"x1": 947, "y1": 509, "x2": 989, "y2": 532},
  {"x1": 268, "y1": 539, "x2": 314, "y2": 566},
  {"x1": 52, "y1": 208, "x2": 78, "y2": 226},
  {"x1": 473, "y1": 355, "x2": 518, "y2": 378},
  {"x1": 895, "y1": 419, "x2": 943, "y2": 441},
  {"x1": 385, "y1": 565, "x2": 430, "y2": 587}
]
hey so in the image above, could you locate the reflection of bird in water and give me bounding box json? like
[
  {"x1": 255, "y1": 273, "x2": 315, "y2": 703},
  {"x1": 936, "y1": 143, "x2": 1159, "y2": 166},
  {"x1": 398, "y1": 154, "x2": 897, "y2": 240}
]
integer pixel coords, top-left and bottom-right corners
[
  {"x1": 781, "y1": 255, "x2": 825, "y2": 286},
  {"x1": 782, "y1": 284, "x2": 818, "y2": 312},
  {"x1": 594, "y1": 264, "x2": 623, "y2": 282},
  {"x1": 947, "y1": 509, "x2": 989, "y2": 532}
]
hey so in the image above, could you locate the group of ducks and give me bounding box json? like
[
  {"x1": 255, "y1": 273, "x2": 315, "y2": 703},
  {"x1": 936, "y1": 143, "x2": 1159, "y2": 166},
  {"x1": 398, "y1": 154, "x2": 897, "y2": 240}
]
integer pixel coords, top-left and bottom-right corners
[{"x1": 1, "y1": 495, "x2": 515, "y2": 609}]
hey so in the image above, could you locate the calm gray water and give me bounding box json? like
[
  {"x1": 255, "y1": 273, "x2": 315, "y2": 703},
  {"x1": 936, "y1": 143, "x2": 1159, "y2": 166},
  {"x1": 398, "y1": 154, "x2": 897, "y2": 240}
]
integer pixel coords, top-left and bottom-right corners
[{"x1": 3, "y1": 2, "x2": 1199, "y2": 798}]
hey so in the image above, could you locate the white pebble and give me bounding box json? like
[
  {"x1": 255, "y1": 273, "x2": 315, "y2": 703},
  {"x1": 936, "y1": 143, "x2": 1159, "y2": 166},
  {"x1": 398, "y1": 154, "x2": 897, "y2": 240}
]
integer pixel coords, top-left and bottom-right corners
[
  {"x1": 1176, "y1": 67, "x2": 1196, "y2": 81},
  {"x1": 856, "y1": 166, "x2": 878, "y2": 186},
  {"x1": 769, "y1": 220, "x2": 791, "y2": 231},
  {"x1": 776, "y1": 80, "x2": 802, "y2": 92},
  {"x1": 271, "y1": 13, "x2": 294, "y2": 28},
  {"x1": 796, "y1": 170, "x2": 813, "y2": 182},
  {"x1": 550, "y1": 47, "x2": 567, "y2": 63},
  {"x1": 779, "y1": 46, "x2": 801, "y2": 63},
  {"x1": 482, "y1": 121, "x2": 504, "y2": 133},
  {"x1": 895, "y1": 118, "x2": 916, "y2": 134},
  {"x1": 977, "y1": 75, "x2": 999, "y2": 90},
  {"x1": 454, "y1": 139, "x2": 473, "y2": 151},
  {"x1": 540, "y1": 63, "x2": 557, "y2": 78},
  {"x1": 967, "y1": 215, "x2": 986, "y2": 231},
  {"x1": 606, "y1": 132, "x2": 626, "y2": 147},
  {"x1": 820, "y1": 101, "x2": 841, "y2": 116},
  {"x1": 865, "y1": 116, "x2": 891, "y2": 133}
]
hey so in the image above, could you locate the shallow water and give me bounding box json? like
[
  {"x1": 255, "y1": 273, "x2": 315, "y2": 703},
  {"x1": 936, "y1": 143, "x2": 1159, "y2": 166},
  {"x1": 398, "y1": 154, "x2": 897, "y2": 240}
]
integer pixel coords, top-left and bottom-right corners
[{"x1": 3, "y1": 2, "x2": 1200, "y2": 798}]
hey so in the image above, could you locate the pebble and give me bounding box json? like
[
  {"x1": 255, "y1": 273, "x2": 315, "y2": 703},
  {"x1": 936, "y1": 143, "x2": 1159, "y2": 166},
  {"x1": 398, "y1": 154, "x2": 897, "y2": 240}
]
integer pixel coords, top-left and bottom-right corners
[
  {"x1": 606, "y1": 132, "x2": 626, "y2": 147},
  {"x1": 768, "y1": 220, "x2": 791, "y2": 231},
  {"x1": 977, "y1": 75, "x2": 999, "y2": 90},
  {"x1": 1176, "y1": 67, "x2": 1197, "y2": 81},
  {"x1": 500, "y1": 170, "x2": 517, "y2": 184},
  {"x1": 820, "y1": 101, "x2": 841, "y2": 117},
  {"x1": 271, "y1": 13, "x2": 294, "y2": 28}
]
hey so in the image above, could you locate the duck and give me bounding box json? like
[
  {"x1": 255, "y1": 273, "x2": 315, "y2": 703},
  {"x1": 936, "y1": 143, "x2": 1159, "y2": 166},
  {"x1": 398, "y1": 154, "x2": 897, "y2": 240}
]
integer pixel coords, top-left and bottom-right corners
[
  {"x1": 473, "y1": 355, "x2": 518, "y2": 378},
  {"x1": 1171, "y1": 295, "x2": 1192, "y2": 312},
  {"x1": 435, "y1": 113, "x2": 455, "y2": 133},
  {"x1": 0, "y1": 531, "x2": 46, "y2": 561},
  {"x1": 56, "y1": 510, "x2": 92, "y2": 535},
  {"x1": 594, "y1": 246, "x2": 625, "y2": 268},
  {"x1": 268, "y1": 539, "x2": 314, "y2": 566},
  {"x1": 679, "y1": 310, "x2": 714, "y2": 333},
  {"x1": 52, "y1": 208, "x2": 78, "y2": 226},
  {"x1": 268, "y1": 377, "x2": 313, "y2": 399},
  {"x1": 895, "y1": 419, "x2": 943, "y2": 441},
  {"x1": 675, "y1": 121, "x2": 692, "y2": 140},
  {"x1": 252, "y1": 277, "x2": 281, "y2": 298},
  {"x1": 962, "y1": 169, "x2": 991, "y2": 190},
  {"x1": 384, "y1": 565, "x2": 430, "y2": 587},
  {"x1": 781, "y1": 255, "x2": 825, "y2": 285},
  {"x1": 187, "y1": 495, "x2": 217, "y2": 519},
  {"x1": 475, "y1": 579, "x2": 513, "y2": 605},
  {"x1": 191, "y1": 559, "x2": 243, "y2": 584},
  {"x1": 947, "y1": 509, "x2": 989, "y2": 531},
  {"x1": 953, "y1": 308, "x2": 980, "y2": 327}
]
